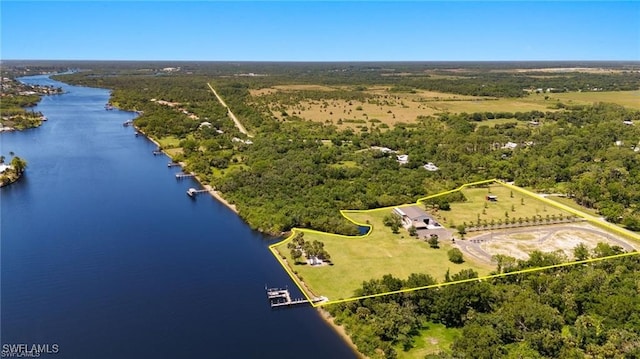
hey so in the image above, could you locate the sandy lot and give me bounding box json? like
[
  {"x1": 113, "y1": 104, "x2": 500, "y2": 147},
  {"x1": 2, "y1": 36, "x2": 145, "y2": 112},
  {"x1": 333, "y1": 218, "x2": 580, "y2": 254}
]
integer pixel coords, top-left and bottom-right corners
[{"x1": 457, "y1": 223, "x2": 638, "y2": 264}]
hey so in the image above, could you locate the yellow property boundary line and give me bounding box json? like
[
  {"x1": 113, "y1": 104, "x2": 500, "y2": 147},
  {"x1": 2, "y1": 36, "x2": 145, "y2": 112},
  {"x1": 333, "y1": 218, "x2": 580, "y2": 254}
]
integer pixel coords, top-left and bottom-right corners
[{"x1": 268, "y1": 179, "x2": 640, "y2": 307}]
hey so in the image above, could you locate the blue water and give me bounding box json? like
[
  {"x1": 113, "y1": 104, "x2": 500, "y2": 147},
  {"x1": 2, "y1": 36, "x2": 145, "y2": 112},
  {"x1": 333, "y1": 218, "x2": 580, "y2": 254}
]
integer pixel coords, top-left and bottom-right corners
[{"x1": 0, "y1": 75, "x2": 355, "y2": 358}]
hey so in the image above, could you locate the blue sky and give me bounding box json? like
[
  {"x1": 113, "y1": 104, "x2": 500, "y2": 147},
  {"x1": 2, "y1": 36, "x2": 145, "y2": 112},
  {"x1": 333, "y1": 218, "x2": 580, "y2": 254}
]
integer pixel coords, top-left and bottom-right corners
[{"x1": 1, "y1": 1, "x2": 638, "y2": 61}]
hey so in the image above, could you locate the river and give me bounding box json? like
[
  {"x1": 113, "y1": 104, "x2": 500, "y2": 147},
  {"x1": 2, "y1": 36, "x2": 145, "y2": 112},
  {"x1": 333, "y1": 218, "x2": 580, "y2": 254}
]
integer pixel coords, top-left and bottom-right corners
[{"x1": 0, "y1": 75, "x2": 356, "y2": 358}]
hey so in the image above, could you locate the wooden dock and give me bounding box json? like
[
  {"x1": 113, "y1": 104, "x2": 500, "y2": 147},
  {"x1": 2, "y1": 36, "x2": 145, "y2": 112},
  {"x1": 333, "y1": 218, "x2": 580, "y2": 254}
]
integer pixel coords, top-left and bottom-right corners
[
  {"x1": 266, "y1": 287, "x2": 327, "y2": 308},
  {"x1": 187, "y1": 188, "x2": 211, "y2": 197},
  {"x1": 167, "y1": 162, "x2": 181, "y2": 168},
  {"x1": 175, "y1": 172, "x2": 195, "y2": 179},
  {"x1": 152, "y1": 150, "x2": 163, "y2": 156}
]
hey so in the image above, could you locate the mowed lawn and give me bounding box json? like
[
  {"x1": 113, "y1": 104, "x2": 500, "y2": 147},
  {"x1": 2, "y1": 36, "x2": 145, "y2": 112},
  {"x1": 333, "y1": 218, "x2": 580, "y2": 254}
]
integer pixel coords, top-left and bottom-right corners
[
  {"x1": 431, "y1": 184, "x2": 571, "y2": 229},
  {"x1": 274, "y1": 208, "x2": 492, "y2": 301},
  {"x1": 273, "y1": 182, "x2": 581, "y2": 301}
]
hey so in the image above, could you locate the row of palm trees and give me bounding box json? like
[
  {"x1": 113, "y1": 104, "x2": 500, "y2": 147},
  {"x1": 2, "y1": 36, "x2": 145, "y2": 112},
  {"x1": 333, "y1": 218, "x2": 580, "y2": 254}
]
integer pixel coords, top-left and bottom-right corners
[{"x1": 464, "y1": 213, "x2": 579, "y2": 233}]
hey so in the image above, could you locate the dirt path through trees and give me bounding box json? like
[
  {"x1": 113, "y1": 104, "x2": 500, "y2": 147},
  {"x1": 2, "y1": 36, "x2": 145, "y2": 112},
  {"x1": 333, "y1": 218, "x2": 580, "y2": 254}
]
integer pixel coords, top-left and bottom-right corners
[{"x1": 207, "y1": 83, "x2": 252, "y2": 137}]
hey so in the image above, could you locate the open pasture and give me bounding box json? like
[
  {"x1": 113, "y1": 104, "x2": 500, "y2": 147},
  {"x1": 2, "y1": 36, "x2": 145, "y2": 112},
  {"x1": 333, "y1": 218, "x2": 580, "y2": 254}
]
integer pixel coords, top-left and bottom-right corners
[
  {"x1": 429, "y1": 183, "x2": 568, "y2": 229},
  {"x1": 254, "y1": 86, "x2": 555, "y2": 130},
  {"x1": 545, "y1": 90, "x2": 640, "y2": 109}
]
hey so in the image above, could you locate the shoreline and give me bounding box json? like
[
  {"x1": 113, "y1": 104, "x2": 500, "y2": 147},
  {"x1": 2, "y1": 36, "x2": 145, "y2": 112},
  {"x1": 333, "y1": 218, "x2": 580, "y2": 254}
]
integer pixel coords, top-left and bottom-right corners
[
  {"x1": 26, "y1": 75, "x2": 361, "y2": 356},
  {"x1": 317, "y1": 308, "x2": 364, "y2": 358},
  {"x1": 0, "y1": 171, "x2": 23, "y2": 188},
  {"x1": 273, "y1": 247, "x2": 364, "y2": 358},
  {"x1": 131, "y1": 108, "x2": 363, "y2": 357},
  {"x1": 138, "y1": 126, "x2": 362, "y2": 357},
  {"x1": 134, "y1": 126, "x2": 240, "y2": 215}
]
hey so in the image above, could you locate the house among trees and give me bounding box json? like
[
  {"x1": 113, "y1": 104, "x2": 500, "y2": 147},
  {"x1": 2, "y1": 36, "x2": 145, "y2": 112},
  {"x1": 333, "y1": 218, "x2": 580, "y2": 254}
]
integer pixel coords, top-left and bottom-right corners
[
  {"x1": 423, "y1": 162, "x2": 439, "y2": 171},
  {"x1": 393, "y1": 205, "x2": 453, "y2": 240},
  {"x1": 396, "y1": 154, "x2": 409, "y2": 165},
  {"x1": 370, "y1": 146, "x2": 397, "y2": 154},
  {"x1": 502, "y1": 142, "x2": 518, "y2": 150},
  {"x1": 393, "y1": 206, "x2": 444, "y2": 230}
]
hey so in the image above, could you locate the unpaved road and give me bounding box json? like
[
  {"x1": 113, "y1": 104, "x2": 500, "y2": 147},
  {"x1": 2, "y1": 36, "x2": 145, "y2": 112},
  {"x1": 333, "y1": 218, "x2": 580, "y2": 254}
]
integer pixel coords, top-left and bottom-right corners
[
  {"x1": 207, "y1": 83, "x2": 252, "y2": 137},
  {"x1": 456, "y1": 223, "x2": 638, "y2": 264}
]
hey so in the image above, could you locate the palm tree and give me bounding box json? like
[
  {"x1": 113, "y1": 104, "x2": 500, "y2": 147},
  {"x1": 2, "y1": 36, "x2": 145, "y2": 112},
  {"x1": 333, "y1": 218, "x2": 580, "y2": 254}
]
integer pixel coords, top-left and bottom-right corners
[{"x1": 10, "y1": 156, "x2": 27, "y2": 174}]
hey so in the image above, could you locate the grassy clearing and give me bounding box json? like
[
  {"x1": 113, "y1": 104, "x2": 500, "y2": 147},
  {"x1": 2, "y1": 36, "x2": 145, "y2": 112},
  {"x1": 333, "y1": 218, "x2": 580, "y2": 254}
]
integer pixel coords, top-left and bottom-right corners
[
  {"x1": 256, "y1": 85, "x2": 640, "y2": 131},
  {"x1": 546, "y1": 90, "x2": 640, "y2": 109},
  {"x1": 428, "y1": 96, "x2": 551, "y2": 113},
  {"x1": 211, "y1": 164, "x2": 248, "y2": 178},
  {"x1": 258, "y1": 86, "x2": 555, "y2": 130},
  {"x1": 430, "y1": 184, "x2": 570, "y2": 229},
  {"x1": 275, "y1": 207, "x2": 492, "y2": 300},
  {"x1": 396, "y1": 323, "x2": 460, "y2": 359},
  {"x1": 274, "y1": 182, "x2": 580, "y2": 300},
  {"x1": 157, "y1": 135, "x2": 182, "y2": 148},
  {"x1": 329, "y1": 160, "x2": 359, "y2": 169},
  {"x1": 164, "y1": 148, "x2": 183, "y2": 157}
]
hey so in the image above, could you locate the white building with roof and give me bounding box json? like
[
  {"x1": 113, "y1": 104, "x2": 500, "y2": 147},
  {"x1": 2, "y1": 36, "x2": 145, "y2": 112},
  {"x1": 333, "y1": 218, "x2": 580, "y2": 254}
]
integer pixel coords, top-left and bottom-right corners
[
  {"x1": 423, "y1": 162, "x2": 439, "y2": 171},
  {"x1": 396, "y1": 154, "x2": 409, "y2": 165}
]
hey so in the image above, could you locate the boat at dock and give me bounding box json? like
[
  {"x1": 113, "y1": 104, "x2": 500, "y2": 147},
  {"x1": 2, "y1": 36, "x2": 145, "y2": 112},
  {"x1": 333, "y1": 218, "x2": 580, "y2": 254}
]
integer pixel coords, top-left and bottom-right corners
[
  {"x1": 266, "y1": 287, "x2": 327, "y2": 308},
  {"x1": 176, "y1": 172, "x2": 195, "y2": 179}
]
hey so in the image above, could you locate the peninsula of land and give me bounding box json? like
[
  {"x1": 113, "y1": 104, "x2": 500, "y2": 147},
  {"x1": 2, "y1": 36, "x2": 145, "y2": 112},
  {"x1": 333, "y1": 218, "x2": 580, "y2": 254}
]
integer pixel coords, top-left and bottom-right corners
[
  {"x1": 0, "y1": 73, "x2": 63, "y2": 131},
  {"x1": 0, "y1": 156, "x2": 27, "y2": 187}
]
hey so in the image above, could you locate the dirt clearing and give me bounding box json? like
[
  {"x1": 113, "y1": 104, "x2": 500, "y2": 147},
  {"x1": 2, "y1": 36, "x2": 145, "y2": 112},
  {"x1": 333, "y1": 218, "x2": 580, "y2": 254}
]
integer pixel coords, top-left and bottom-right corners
[{"x1": 457, "y1": 223, "x2": 638, "y2": 264}]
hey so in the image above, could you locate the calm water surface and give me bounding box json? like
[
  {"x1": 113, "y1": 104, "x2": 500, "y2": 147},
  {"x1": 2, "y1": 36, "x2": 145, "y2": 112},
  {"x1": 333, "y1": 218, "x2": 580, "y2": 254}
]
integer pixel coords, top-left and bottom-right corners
[{"x1": 0, "y1": 75, "x2": 355, "y2": 358}]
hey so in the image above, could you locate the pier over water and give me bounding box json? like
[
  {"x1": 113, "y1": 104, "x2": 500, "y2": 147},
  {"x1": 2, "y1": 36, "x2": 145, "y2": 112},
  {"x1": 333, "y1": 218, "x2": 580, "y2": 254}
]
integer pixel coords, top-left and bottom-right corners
[{"x1": 266, "y1": 287, "x2": 327, "y2": 308}]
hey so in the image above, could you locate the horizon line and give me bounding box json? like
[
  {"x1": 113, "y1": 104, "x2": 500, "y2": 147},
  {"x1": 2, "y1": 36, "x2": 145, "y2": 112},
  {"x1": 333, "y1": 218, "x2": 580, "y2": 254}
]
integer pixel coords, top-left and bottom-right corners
[{"x1": 2, "y1": 59, "x2": 640, "y2": 64}]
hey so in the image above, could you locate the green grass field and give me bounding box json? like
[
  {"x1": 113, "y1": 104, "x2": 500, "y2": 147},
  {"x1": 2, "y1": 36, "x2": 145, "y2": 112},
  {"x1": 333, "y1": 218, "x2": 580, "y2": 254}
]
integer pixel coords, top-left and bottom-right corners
[
  {"x1": 157, "y1": 135, "x2": 182, "y2": 148},
  {"x1": 273, "y1": 182, "x2": 581, "y2": 301},
  {"x1": 275, "y1": 207, "x2": 493, "y2": 300},
  {"x1": 547, "y1": 90, "x2": 640, "y2": 109},
  {"x1": 430, "y1": 184, "x2": 570, "y2": 229}
]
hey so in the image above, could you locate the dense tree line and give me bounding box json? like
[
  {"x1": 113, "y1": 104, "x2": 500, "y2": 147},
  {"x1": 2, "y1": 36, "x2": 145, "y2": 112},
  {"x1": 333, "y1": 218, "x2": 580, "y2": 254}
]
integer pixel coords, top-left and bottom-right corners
[
  {"x1": 328, "y1": 245, "x2": 639, "y2": 358},
  {"x1": 55, "y1": 68, "x2": 640, "y2": 235},
  {"x1": 56, "y1": 62, "x2": 640, "y2": 99},
  {"x1": 48, "y1": 64, "x2": 640, "y2": 358}
]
